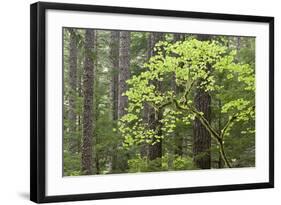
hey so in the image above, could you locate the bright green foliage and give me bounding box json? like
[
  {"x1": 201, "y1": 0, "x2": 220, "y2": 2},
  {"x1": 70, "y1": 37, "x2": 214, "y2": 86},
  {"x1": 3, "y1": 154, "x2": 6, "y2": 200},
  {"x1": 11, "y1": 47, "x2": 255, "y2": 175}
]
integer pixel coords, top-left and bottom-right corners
[{"x1": 119, "y1": 38, "x2": 255, "y2": 167}]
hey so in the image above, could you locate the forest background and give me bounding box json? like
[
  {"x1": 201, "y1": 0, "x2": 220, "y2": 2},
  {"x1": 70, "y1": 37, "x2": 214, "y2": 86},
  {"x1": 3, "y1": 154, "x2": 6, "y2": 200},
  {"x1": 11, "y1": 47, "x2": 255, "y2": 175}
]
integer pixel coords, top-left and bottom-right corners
[{"x1": 63, "y1": 28, "x2": 255, "y2": 176}]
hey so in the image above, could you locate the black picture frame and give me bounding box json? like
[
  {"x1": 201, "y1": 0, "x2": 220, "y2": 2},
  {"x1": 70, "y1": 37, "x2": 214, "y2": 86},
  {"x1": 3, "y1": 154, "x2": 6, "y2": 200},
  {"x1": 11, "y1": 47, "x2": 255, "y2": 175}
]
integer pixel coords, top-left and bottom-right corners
[{"x1": 30, "y1": 1, "x2": 274, "y2": 203}]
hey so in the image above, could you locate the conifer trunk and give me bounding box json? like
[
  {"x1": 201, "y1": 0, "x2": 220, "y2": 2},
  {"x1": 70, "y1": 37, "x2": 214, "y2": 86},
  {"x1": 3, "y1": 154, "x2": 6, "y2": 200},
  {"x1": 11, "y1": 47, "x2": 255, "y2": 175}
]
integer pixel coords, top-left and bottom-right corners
[
  {"x1": 148, "y1": 33, "x2": 164, "y2": 163},
  {"x1": 68, "y1": 28, "x2": 78, "y2": 153},
  {"x1": 115, "y1": 31, "x2": 131, "y2": 172},
  {"x1": 82, "y1": 29, "x2": 95, "y2": 175},
  {"x1": 110, "y1": 31, "x2": 120, "y2": 171},
  {"x1": 192, "y1": 34, "x2": 212, "y2": 169}
]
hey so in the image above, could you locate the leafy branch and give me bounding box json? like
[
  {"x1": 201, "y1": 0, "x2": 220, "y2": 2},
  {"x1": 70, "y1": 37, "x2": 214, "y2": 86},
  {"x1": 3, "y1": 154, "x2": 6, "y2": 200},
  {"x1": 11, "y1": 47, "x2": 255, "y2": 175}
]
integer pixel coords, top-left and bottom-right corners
[{"x1": 172, "y1": 82, "x2": 233, "y2": 168}]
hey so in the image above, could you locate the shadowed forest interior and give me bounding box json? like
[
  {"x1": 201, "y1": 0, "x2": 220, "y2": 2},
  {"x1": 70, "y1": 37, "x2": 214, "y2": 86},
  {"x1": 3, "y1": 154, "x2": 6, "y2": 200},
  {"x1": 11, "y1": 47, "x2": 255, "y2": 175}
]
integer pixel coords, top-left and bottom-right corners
[{"x1": 63, "y1": 27, "x2": 255, "y2": 176}]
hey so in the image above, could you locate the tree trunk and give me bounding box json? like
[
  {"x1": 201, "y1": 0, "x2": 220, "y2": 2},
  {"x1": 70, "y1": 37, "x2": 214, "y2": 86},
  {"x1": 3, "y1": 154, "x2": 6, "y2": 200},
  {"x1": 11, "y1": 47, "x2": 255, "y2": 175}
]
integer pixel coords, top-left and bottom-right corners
[
  {"x1": 193, "y1": 90, "x2": 211, "y2": 169},
  {"x1": 115, "y1": 31, "x2": 131, "y2": 172},
  {"x1": 192, "y1": 34, "x2": 212, "y2": 169},
  {"x1": 81, "y1": 29, "x2": 95, "y2": 175},
  {"x1": 93, "y1": 31, "x2": 99, "y2": 174},
  {"x1": 217, "y1": 95, "x2": 224, "y2": 168},
  {"x1": 148, "y1": 32, "x2": 164, "y2": 163},
  {"x1": 110, "y1": 31, "x2": 120, "y2": 171},
  {"x1": 67, "y1": 28, "x2": 78, "y2": 153},
  {"x1": 148, "y1": 110, "x2": 163, "y2": 161},
  {"x1": 118, "y1": 31, "x2": 131, "y2": 119},
  {"x1": 77, "y1": 38, "x2": 83, "y2": 154},
  {"x1": 110, "y1": 31, "x2": 120, "y2": 121}
]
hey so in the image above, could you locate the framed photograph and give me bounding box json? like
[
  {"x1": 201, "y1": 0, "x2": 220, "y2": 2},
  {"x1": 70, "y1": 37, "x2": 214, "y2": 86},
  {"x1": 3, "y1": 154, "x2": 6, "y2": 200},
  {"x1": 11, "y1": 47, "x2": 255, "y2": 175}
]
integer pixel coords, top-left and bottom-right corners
[{"x1": 30, "y1": 1, "x2": 274, "y2": 203}]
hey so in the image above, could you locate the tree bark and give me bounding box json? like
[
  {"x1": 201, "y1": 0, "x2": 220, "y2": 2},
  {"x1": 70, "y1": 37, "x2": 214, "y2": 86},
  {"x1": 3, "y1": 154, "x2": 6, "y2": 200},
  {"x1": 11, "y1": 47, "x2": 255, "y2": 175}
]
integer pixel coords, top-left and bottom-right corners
[
  {"x1": 110, "y1": 31, "x2": 120, "y2": 171},
  {"x1": 110, "y1": 31, "x2": 120, "y2": 121},
  {"x1": 114, "y1": 31, "x2": 131, "y2": 172},
  {"x1": 77, "y1": 37, "x2": 84, "y2": 154},
  {"x1": 93, "y1": 31, "x2": 99, "y2": 174},
  {"x1": 118, "y1": 31, "x2": 131, "y2": 119},
  {"x1": 192, "y1": 34, "x2": 212, "y2": 169},
  {"x1": 218, "y1": 97, "x2": 224, "y2": 168},
  {"x1": 67, "y1": 28, "x2": 78, "y2": 153},
  {"x1": 148, "y1": 110, "x2": 163, "y2": 161},
  {"x1": 147, "y1": 32, "x2": 164, "y2": 163},
  {"x1": 82, "y1": 29, "x2": 95, "y2": 175}
]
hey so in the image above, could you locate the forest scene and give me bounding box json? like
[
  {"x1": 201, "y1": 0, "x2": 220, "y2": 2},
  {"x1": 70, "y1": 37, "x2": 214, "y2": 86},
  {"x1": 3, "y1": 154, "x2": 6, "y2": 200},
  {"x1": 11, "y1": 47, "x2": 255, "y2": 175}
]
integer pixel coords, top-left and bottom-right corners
[{"x1": 63, "y1": 27, "x2": 255, "y2": 176}]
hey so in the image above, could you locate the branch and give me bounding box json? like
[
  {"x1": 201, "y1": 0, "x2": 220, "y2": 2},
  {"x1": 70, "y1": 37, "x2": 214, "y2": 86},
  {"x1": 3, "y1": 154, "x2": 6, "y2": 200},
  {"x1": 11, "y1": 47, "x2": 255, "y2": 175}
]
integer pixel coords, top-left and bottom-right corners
[
  {"x1": 158, "y1": 99, "x2": 173, "y2": 110},
  {"x1": 182, "y1": 80, "x2": 220, "y2": 139},
  {"x1": 172, "y1": 97, "x2": 232, "y2": 168},
  {"x1": 173, "y1": 99, "x2": 188, "y2": 111},
  {"x1": 221, "y1": 105, "x2": 255, "y2": 139},
  {"x1": 184, "y1": 80, "x2": 195, "y2": 103},
  {"x1": 172, "y1": 98, "x2": 221, "y2": 143},
  {"x1": 189, "y1": 105, "x2": 220, "y2": 141},
  {"x1": 219, "y1": 142, "x2": 232, "y2": 168},
  {"x1": 221, "y1": 114, "x2": 237, "y2": 139}
]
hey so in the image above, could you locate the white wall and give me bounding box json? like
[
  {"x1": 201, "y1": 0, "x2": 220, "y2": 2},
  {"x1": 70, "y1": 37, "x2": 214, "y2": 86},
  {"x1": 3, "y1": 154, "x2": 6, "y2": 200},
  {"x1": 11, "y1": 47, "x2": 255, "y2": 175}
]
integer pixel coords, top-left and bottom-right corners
[{"x1": 0, "y1": 0, "x2": 279, "y2": 204}]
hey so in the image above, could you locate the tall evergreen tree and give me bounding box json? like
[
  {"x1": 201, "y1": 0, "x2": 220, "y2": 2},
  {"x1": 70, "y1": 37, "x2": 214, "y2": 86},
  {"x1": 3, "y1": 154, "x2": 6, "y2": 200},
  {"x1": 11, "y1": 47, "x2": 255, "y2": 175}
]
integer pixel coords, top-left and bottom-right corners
[
  {"x1": 118, "y1": 31, "x2": 131, "y2": 118},
  {"x1": 110, "y1": 31, "x2": 120, "y2": 171},
  {"x1": 192, "y1": 34, "x2": 212, "y2": 169},
  {"x1": 93, "y1": 31, "x2": 100, "y2": 174},
  {"x1": 67, "y1": 28, "x2": 78, "y2": 153},
  {"x1": 110, "y1": 31, "x2": 120, "y2": 122},
  {"x1": 82, "y1": 29, "x2": 95, "y2": 175},
  {"x1": 147, "y1": 32, "x2": 164, "y2": 164},
  {"x1": 116, "y1": 31, "x2": 131, "y2": 171}
]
